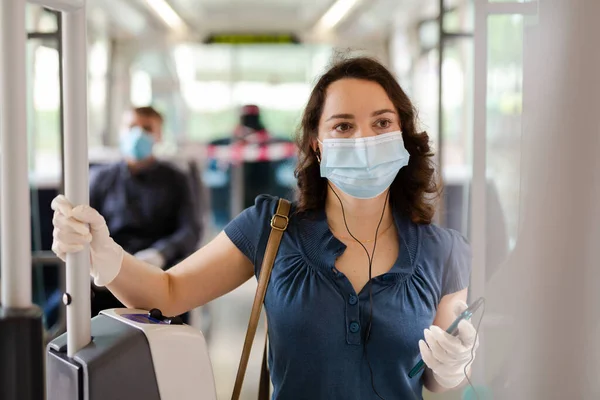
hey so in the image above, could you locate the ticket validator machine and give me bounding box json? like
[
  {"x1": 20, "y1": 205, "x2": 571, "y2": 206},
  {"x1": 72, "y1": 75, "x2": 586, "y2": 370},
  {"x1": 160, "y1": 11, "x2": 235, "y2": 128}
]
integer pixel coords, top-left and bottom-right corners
[
  {"x1": 1, "y1": 2, "x2": 217, "y2": 400},
  {"x1": 46, "y1": 306, "x2": 217, "y2": 400}
]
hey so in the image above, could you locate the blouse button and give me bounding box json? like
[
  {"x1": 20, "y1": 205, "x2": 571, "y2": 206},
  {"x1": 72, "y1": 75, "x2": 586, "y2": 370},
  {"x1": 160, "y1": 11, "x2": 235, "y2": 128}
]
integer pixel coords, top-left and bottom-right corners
[
  {"x1": 349, "y1": 321, "x2": 360, "y2": 333},
  {"x1": 348, "y1": 295, "x2": 358, "y2": 305}
]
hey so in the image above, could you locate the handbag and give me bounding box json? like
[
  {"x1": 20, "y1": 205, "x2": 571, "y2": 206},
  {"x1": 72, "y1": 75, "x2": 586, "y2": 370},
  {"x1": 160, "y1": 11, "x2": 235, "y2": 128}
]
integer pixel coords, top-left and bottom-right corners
[{"x1": 231, "y1": 198, "x2": 291, "y2": 400}]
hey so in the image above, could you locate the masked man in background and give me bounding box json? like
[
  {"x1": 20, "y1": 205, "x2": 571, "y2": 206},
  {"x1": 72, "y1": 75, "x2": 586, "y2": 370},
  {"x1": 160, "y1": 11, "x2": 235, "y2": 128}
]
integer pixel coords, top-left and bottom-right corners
[{"x1": 89, "y1": 106, "x2": 201, "y2": 317}]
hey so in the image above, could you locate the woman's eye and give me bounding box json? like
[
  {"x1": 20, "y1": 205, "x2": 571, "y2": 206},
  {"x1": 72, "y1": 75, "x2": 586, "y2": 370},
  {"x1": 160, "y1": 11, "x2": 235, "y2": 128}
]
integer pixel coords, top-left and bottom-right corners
[
  {"x1": 376, "y1": 119, "x2": 392, "y2": 129},
  {"x1": 334, "y1": 123, "x2": 352, "y2": 132}
]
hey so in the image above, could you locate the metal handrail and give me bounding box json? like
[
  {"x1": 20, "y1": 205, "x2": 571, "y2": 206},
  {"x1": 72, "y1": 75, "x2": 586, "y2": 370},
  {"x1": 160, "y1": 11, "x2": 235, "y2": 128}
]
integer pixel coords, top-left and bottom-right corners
[{"x1": 32, "y1": 251, "x2": 63, "y2": 265}]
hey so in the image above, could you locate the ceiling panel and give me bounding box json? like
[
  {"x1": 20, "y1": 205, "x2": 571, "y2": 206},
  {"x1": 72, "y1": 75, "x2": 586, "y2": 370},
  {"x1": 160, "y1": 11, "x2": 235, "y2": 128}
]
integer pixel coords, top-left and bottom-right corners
[
  {"x1": 169, "y1": 0, "x2": 334, "y2": 33},
  {"x1": 88, "y1": 0, "x2": 167, "y2": 39},
  {"x1": 91, "y1": 0, "x2": 425, "y2": 42},
  {"x1": 335, "y1": 0, "x2": 437, "y2": 41}
]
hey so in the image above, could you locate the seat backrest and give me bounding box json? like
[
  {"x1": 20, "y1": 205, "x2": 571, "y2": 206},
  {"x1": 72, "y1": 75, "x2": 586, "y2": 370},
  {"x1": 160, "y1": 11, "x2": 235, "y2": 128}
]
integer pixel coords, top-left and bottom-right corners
[{"x1": 163, "y1": 157, "x2": 209, "y2": 248}]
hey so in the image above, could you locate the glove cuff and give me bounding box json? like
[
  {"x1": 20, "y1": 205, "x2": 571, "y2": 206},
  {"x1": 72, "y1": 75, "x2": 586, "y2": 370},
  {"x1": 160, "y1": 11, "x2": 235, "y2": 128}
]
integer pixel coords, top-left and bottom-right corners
[
  {"x1": 433, "y1": 371, "x2": 464, "y2": 389},
  {"x1": 432, "y1": 363, "x2": 473, "y2": 389},
  {"x1": 92, "y1": 241, "x2": 124, "y2": 287}
]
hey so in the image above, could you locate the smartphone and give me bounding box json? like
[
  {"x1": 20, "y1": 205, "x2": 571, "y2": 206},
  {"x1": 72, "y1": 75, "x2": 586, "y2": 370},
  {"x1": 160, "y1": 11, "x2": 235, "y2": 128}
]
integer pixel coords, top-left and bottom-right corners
[{"x1": 408, "y1": 297, "x2": 484, "y2": 378}]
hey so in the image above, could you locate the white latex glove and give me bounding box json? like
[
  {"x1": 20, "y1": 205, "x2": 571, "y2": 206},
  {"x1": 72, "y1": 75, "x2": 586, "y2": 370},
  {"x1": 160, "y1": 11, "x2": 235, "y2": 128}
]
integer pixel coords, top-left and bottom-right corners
[
  {"x1": 51, "y1": 195, "x2": 124, "y2": 287},
  {"x1": 418, "y1": 300, "x2": 479, "y2": 389},
  {"x1": 134, "y1": 248, "x2": 166, "y2": 269}
]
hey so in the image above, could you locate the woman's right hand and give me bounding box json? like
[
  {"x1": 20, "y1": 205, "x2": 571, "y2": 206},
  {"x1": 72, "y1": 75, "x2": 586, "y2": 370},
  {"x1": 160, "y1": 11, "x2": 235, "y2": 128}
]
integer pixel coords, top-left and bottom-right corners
[{"x1": 51, "y1": 195, "x2": 124, "y2": 286}]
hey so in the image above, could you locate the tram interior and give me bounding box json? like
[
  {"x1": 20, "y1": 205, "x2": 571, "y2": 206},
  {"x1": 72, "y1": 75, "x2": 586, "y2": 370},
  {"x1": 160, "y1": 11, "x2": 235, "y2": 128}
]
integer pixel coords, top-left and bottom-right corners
[{"x1": 3, "y1": 0, "x2": 584, "y2": 399}]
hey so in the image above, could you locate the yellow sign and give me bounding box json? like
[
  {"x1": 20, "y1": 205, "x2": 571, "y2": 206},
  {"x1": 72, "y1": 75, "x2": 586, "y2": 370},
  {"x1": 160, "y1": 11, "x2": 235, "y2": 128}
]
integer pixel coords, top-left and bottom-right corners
[{"x1": 204, "y1": 34, "x2": 299, "y2": 45}]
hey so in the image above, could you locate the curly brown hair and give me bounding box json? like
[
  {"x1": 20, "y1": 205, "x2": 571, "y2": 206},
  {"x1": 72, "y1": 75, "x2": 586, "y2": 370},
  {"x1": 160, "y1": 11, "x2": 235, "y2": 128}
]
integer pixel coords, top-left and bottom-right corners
[{"x1": 294, "y1": 56, "x2": 440, "y2": 224}]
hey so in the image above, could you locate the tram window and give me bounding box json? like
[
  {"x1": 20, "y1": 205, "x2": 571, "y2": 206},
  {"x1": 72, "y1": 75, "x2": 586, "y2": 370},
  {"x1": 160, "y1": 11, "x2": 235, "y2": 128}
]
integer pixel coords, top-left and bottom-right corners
[
  {"x1": 443, "y1": 0, "x2": 474, "y2": 33},
  {"x1": 175, "y1": 43, "x2": 332, "y2": 143},
  {"x1": 29, "y1": 43, "x2": 61, "y2": 185},
  {"x1": 131, "y1": 69, "x2": 153, "y2": 107},
  {"x1": 26, "y1": 4, "x2": 58, "y2": 33},
  {"x1": 486, "y1": 14, "x2": 525, "y2": 252}
]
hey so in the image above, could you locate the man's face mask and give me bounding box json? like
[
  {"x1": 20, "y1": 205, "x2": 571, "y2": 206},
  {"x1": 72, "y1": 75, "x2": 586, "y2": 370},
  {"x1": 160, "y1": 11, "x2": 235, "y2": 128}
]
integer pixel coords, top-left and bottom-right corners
[
  {"x1": 120, "y1": 126, "x2": 155, "y2": 161},
  {"x1": 318, "y1": 131, "x2": 410, "y2": 199}
]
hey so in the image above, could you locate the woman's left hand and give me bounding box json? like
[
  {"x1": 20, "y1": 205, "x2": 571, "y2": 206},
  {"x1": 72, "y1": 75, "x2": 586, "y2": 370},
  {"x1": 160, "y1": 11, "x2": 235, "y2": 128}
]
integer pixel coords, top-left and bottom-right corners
[{"x1": 418, "y1": 300, "x2": 479, "y2": 388}]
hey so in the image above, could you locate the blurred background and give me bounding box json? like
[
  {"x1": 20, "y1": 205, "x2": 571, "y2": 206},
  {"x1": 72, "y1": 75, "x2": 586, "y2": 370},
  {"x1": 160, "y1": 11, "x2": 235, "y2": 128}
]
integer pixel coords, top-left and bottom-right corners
[{"x1": 14, "y1": 0, "x2": 537, "y2": 398}]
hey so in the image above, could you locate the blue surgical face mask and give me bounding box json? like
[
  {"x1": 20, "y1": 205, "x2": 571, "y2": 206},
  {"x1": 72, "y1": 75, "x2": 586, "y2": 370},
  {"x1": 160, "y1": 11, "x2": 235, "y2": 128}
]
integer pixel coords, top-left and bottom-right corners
[
  {"x1": 120, "y1": 126, "x2": 155, "y2": 161},
  {"x1": 319, "y1": 131, "x2": 410, "y2": 199}
]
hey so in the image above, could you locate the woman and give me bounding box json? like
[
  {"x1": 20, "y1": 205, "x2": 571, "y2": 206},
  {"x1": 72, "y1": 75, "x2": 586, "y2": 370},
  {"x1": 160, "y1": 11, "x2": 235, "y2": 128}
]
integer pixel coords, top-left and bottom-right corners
[{"x1": 52, "y1": 57, "x2": 478, "y2": 399}]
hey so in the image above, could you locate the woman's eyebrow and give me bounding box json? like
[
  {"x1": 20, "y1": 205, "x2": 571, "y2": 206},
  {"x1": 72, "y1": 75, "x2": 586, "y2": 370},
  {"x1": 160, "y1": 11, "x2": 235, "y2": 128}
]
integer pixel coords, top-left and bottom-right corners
[
  {"x1": 326, "y1": 113, "x2": 354, "y2": 121},
  {"x1": 371, "y1": 109, "x2": 396, "y2": 117},
  {"x1": 325, "y1": 109, "x2": 396, "y2": 122}
]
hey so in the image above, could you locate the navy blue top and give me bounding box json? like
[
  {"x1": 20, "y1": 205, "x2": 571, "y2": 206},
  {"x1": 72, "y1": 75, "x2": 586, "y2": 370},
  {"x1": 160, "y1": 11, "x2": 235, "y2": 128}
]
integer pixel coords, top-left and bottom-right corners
[
  {"x1": 224, "y1": 195, "x2": 471, "y2": 399},
  {"x1": 90, "y1": 161, "x2": 201, "y2": 266}
]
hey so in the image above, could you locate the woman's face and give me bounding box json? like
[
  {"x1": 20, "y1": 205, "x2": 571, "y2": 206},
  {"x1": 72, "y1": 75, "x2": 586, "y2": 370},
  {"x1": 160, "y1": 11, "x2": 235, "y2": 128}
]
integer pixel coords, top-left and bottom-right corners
[{"x1": 317, "y1": 78, "x2": 401, "y2": 145}]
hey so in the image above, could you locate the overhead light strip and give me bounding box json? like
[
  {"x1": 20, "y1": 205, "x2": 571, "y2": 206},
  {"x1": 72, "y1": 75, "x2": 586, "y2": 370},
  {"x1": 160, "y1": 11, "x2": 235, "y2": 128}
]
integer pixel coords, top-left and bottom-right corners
[
  {"x1": 144, "y1": 0, "x2": 186, "y2": 32},
  {"x1": 316, "y1": 0, "x2": 361, "y2": 32}
]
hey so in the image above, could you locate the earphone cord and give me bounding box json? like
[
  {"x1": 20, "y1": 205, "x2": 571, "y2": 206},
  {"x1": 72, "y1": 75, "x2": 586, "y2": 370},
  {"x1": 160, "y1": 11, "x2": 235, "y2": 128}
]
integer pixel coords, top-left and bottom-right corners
[
  {"x1": 329, "y1": 185, "x2": 485, "y2": 400},
  {"x1": 463, "y1": 300, "x2": 486, "y2": 400},
  {"x1": 329, "y1": 184, "x2": 389, "y2": 400}
]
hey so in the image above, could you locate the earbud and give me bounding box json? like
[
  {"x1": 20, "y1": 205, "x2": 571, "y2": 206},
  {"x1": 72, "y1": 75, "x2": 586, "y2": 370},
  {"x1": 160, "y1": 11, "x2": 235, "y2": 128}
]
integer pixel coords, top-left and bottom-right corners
[{"x1": 315, "y1": 149, "x2": 322, "y2": 163}]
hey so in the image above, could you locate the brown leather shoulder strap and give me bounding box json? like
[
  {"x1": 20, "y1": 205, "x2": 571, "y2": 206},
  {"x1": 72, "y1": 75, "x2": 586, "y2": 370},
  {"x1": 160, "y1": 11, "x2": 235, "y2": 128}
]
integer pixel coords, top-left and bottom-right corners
[{"x1": 231, "y1": 198, "x2": 291, "y2": 400}]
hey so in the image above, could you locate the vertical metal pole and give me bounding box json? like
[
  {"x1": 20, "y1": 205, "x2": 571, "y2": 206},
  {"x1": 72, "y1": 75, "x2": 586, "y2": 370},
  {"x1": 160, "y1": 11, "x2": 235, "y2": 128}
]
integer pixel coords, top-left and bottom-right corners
[
  {"x1": 57, "y1": 10, "x2": 66, "y2": 195},
  {"x1": 470, "y1": 0, "x2": 488, "y2": 383},
  {"x1": 103, "y1": 39, "x2": 116, "y2": 147},
  {"x1": 56, "y1": 9, "x2": 68, "y2": 334},
  {"x1": 1, "y1": 0, "x2": 32, "y2": 309},
  {"x1": 0, "y1": 3, "x2": 44, "y2": 397},
  {"x1": 62, "y1": 3, "x2": 91, "y2": 357},
  {"x1": 436, "y1": 0, "x2": 446, "y2": 227},
  {"x1": 229, "y1": 46, "x2": 244, "y2": 218},
  {"x1": 437, "y1": 0, "x2": 444, "y2": 171}
]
